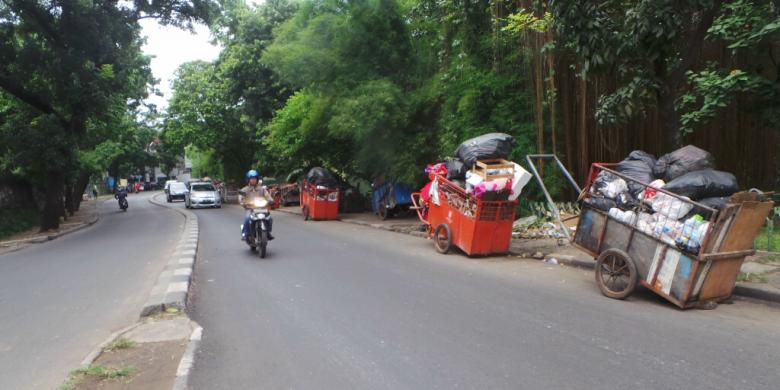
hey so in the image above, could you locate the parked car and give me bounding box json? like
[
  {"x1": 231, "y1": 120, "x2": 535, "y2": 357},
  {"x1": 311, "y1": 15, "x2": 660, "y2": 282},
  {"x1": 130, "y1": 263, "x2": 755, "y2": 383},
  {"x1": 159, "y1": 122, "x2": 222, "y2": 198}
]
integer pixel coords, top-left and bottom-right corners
[
  {"x1": 164, "y1": 180, "x2": 179, "y2": 195},
  {"x1": 167, "y1": 181, "x2": 188, "y2": 203},
  {"x1": 185, "y1": 182, "x2": 221, "y2": 209}
]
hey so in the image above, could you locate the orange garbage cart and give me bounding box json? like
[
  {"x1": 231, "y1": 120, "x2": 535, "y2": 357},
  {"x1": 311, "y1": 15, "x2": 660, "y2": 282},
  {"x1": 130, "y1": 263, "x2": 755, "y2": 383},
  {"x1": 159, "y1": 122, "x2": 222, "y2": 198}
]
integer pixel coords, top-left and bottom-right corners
[
  {"x1": 412, "y1": 174, "x2": 517, "y2": 256},
  {"x1": 300, "y1": 180, "x2": 340, "y2": 221}
]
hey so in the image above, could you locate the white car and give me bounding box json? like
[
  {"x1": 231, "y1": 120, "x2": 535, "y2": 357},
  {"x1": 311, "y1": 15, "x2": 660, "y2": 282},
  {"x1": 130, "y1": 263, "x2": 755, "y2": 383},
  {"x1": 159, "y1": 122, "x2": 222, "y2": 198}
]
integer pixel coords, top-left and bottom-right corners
[
  {"x1": 166, "y1": 181, "x2": 188, "y2": 203},
  {"x1": 185, "y1": 182, "x2": 221, "y2": 209}
]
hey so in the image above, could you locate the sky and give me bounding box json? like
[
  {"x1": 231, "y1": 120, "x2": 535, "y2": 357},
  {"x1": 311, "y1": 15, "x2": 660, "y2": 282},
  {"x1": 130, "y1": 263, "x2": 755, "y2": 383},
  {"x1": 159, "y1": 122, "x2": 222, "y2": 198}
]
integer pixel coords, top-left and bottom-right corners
[
  {"x1": 139, "y1": 1, "x2": 266, "y2": 111},
  {"x1": 139, "y1": 19, "x2": 222, "y2": 111}
]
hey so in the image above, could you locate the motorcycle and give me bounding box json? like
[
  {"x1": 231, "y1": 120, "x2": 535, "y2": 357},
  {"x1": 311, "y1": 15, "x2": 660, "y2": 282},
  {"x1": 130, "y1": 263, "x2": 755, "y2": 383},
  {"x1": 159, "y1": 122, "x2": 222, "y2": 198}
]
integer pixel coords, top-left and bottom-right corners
[
  {"x1": 116, "y1": 190, "x2": 129, "y2": 212},
  {"x1": 243, "y1": 197, "x2": 272, "y2": 258}
]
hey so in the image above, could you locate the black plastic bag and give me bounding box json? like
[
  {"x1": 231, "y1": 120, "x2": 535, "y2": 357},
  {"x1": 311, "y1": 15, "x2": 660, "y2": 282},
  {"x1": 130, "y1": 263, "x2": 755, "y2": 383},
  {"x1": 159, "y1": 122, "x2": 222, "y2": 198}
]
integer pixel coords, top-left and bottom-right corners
[
  {"x1": 616, "y1": 191, "x2": 640, "y2": 211},
  {"x1": 653, "y1": 145, "x2": 715, "y2": 181},
  {"x1": 664, "y1": 169, "x2": 739, "y2": 200},
  {"x1": 454, "y1": 133, "x2": 517, "y2": 168},
  {"x1": 617, "y1": 160, "x2": 654, "y2": 195},
  {"x1": 626, "y1": 150, "x2": 656, "y2": 167},
  {"x1": 306, "y1": 167, "x2": 339, "y2": 187},
  {"x1": 699, "y1": 196, "x2": 730, "y2": 210},
  {"x1": 583, "y1": 197, "x2": 618, "y2": 212},
  {"x1": 687, "y1": 196, "x2": 730, "y2": 220},
  {"x1": 591, "y1": 171, "x2": 627, "y2": 199},
  {"x1": 446, "y1": 158, "x2": 468, "y2": 180}
]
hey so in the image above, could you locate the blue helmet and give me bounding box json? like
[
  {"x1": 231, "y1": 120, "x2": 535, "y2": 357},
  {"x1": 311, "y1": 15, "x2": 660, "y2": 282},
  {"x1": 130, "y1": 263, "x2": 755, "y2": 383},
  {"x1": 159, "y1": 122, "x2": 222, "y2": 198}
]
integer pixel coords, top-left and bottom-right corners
[{"x1": 246, "y1": 169, "x2": 260, "y2": 180}]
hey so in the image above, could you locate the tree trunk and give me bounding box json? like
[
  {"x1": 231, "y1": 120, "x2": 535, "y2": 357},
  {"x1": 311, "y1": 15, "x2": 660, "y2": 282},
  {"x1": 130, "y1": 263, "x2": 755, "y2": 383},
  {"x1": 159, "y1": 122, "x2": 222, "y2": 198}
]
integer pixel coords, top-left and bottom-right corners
[
  {"x1": 64, "y1": 181, "x2": 75, "y2": 216},
  {"x1": 72, "y1": 172, "x2": 91, "y2": 212},
  {"x1": 40, "y1": 172, "x2": 65, "y2": 231},
  {"x1": 657, "y1": 85, "x2": 682, "y2": 150}
]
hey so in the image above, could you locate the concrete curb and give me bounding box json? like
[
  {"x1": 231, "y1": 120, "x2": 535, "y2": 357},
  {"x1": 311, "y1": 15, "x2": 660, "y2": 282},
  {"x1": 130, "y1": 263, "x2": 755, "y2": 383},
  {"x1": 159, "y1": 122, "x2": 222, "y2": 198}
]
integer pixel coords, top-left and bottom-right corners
[
  {"x1": 172, "y1": 324, "x2": 203, "y2": 390},
  {"x1": 276, "y1": 207, "x2": 429, "y2": 238},
  {"x1": 536, "y1": 252, "x2": 780, "y2": 305},
  {"x1": 0, "y1": 210, "x2": 100, "y2": 253},
  {"x1": 142, "y1": 194, "x2": 199, "y2": 317},
  {"x1": 733, "y1": 283, "x2": 780, "y2": 305},
  {"x1": 79, "y1": 322, "x2": 143, "y2": 368}
]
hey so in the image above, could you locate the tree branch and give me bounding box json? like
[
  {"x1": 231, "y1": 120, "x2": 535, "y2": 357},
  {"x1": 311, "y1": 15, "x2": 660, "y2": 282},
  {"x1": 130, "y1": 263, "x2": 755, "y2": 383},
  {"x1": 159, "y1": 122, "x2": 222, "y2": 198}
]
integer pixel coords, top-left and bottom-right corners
[
  {"x1": 1, "y1": 0, "x2": 65, "y2": 49},
  {"x1": 670, "y1": 0, "x2": 723, "y2": 86},
  {"x1": 0, "y1": 72, "x2": 68, "y2": 126}
]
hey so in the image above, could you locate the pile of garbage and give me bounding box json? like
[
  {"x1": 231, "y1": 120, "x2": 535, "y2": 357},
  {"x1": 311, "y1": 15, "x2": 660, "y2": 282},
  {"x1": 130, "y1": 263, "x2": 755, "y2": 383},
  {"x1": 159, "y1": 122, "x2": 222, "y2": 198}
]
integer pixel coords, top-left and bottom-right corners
[
  {"x1": 420, "y1": 133, "x2": 532, "y2": 214},
  {"x1": 585, "y1": 145, "x2": 740, "y2": 254},
  {"x1": 306, "y1": 167, "x2": 339, "y2": 188}
]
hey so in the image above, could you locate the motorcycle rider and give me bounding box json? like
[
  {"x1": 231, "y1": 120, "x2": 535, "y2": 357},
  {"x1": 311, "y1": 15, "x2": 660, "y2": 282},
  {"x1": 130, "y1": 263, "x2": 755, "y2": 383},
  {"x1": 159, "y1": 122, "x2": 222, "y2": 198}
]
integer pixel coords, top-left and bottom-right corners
[
  {"x1": 240, "y1": 170, "x2": 274, "y2": 241},
  {"x1": 114, "y1": 186, "x2": 128, "y2": 209}
]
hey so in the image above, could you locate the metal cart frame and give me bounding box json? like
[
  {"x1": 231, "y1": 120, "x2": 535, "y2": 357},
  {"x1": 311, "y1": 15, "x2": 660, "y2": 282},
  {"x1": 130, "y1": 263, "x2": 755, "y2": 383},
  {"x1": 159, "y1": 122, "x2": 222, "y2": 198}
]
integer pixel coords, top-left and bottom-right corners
[
  {"x1": 575, "y1": 163, "x2": 774, "y2": 308},
  {"x1": 412, "y1": 174, "x2": 518, "y2": 256}
]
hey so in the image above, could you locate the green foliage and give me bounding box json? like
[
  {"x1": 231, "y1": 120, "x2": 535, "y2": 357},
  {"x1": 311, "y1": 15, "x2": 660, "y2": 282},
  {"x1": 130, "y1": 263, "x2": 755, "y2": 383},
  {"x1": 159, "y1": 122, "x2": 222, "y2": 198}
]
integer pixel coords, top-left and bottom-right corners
[
  {"x1": 678, "y1": 67, "x2": 764, "y2": 134},
  {"x1": 262, "y1": 0, "x2": 537, "y2": 186},
  {"x1": 677, "y1": 0, "x2": 780, "y2": 132},
  {"x1": 708, "y1": 0, "x2": 780, "y2": 50},
  {"x1": 503, "y1": 9, "x2": 553, "y2": 33},
  {"x1": 0, "y1": 0, "x2": 216, "y2": 228},
  {"x1": 162, "y1": 0, "x2": 297, "y2": 184},
  {"x1": 187, "y1": 145, "x2": 224, "y2": 179},
  {"x1": 552, "y1": 0, "x2": 780, "y2": 138},
  {"x1": 0, "y1": 207, "x2": 39, "y2": 240}
]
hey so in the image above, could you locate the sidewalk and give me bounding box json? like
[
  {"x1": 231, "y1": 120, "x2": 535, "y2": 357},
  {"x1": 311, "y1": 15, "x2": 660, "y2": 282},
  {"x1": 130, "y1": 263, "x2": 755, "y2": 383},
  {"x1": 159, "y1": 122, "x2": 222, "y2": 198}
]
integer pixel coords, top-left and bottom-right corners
[
  {"x1": 0, "y1": 198, "x2": 103, "y2": 255},
  {"x1": 276, "y1": 206, "x2": 780, "y2": 306}
]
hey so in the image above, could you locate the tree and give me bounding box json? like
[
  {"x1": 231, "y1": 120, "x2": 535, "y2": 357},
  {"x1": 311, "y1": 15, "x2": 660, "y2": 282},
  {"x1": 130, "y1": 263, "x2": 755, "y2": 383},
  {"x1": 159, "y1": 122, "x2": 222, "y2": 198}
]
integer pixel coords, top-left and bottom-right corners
[
  {"x1": 551, "y1": 0, "x2": 724, "y2": 147},
  {"x1": 162, "y1": 0, "x2": 297, "y2": 184},
  {"x1": 0, "y1": 0, "x2": 218, "y2": 229}
]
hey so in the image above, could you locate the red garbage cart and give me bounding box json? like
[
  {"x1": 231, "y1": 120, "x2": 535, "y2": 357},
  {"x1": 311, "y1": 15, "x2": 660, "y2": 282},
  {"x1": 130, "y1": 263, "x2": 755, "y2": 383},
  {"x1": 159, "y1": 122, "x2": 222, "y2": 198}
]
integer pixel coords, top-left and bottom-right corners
[
  {"x1": 300, "y1": 180, "x2": 340, "y2": 221},
  {"x1": 412, "y1": 174, "x2": 517, "y2": 256}
]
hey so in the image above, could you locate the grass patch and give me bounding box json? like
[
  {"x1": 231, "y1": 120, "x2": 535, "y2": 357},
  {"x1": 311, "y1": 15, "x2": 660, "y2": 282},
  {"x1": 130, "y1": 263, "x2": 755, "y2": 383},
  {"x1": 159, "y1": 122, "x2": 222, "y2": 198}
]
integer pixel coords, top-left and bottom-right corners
[
  {"x1": 60, "y1": 365, "x2": 136, "y2": 390},
  {"x1": 754, "y1": 226, "x2": 780, "y2": 252},
  {"x1": 736, "y1": 272, "x2": 769, "y2": 283},
  {"x1": 104, "y1": 338, "x2": 135, "y2": 352},
  {"x1": 0, "y1": 207, "x2": 39, "y2": 240},
  {"x1": 759, "y1": 254, "x2": 780, "y2": 264}
]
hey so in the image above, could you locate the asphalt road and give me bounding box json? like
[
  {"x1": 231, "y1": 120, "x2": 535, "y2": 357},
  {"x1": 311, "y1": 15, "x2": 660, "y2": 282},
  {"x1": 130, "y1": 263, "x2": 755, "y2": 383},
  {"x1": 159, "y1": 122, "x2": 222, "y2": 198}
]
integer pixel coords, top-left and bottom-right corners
[
  {"x1": 188, "y1": 204, "x2": 780, "y2": 390},
  {"x1": 0, "y1": 192, "x2": 182, "y2": 390}
]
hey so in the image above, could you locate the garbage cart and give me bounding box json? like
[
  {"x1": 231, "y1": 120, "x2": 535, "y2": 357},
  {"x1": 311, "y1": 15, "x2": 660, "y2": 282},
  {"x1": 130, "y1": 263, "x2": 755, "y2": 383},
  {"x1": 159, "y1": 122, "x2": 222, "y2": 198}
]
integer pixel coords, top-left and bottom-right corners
[
  {"x1": 300, "y1": 181, "x2": 339, "y2": 221},
  {"x1": 412, "y1": 174, "x2": 517, "y2": 256},
  {"x1": 372, "y1": 180, "x2": 413, "y2": 220},
  {"x1": 575, "y1": 163, "x2": 774, "y2": 308}
]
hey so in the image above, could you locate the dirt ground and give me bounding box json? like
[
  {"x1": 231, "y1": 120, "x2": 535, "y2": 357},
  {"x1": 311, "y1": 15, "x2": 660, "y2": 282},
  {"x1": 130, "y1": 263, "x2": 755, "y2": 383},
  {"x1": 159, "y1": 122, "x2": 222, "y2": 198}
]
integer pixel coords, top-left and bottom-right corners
[{"x1": 72, "y1": 340, "x2": 187, "y2": 390}]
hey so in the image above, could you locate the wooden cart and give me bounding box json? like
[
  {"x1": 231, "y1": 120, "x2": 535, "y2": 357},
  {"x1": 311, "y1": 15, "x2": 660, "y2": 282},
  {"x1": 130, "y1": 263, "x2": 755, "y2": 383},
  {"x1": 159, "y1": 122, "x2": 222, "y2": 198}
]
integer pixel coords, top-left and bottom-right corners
[{"x1": 575, "y1": 164, "x2": 774, "y2": 308}]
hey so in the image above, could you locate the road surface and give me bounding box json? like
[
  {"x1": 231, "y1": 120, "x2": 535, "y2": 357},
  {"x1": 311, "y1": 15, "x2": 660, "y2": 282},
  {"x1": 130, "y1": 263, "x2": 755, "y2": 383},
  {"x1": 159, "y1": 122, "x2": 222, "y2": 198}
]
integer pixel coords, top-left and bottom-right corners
[
  {"x1": 0, "y1": 192, "x2": 182, "y2": 389},
  {"x1": 187, "y1": 204, "x2": 780, "y2": 390}
]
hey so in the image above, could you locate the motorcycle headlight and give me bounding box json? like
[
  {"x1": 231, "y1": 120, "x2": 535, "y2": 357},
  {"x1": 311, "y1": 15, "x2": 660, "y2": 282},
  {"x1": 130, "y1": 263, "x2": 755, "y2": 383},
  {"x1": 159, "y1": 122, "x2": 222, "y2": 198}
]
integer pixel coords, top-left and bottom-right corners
[{"x1": 253, "y1": 198, "x2": 269, "y2": 208}]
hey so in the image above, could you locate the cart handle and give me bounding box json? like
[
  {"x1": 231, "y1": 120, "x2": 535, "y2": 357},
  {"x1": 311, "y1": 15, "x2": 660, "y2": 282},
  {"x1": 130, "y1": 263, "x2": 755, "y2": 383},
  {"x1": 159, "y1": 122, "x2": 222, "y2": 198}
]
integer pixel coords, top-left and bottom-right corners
[{"x1": 410, "y1": 192, "x2": 430, "y2": 226}]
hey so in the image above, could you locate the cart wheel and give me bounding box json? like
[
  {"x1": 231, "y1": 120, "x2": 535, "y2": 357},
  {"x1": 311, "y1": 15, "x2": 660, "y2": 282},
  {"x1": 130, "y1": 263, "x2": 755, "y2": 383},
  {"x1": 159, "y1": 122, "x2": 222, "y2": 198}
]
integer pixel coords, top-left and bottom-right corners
[
  {"x1": 378, "y1": 204, "x2": 389, "y2": 220},
  {"x1": 595, "y1": 249, "x2": 638, "y2": 300},
  {"x1": 433, "y1": 224, "x2": 452, "y2": 254},
  {"x1": 302, "y1": 205, "x2": 310, "y2": 221}
]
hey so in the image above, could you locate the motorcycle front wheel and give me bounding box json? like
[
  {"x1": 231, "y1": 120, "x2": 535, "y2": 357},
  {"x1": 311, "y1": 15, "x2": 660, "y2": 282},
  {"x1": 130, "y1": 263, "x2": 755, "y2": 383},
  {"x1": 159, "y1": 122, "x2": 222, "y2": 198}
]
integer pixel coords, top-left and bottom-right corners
[{"x1": 256, "y1": 228, "x2": 268, "y2": 258}]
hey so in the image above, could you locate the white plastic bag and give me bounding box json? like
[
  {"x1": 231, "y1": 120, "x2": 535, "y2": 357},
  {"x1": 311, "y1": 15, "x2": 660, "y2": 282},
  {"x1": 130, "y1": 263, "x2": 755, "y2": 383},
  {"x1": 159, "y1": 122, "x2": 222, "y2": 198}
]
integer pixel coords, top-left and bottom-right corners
[
  {"x1": 636, "y1": 212, "x2": 656, "y2": 235},
  {"x1": 508, "y1": 163, "x2": 532, "y2": 201},
  {"x1": 429, "y1": 177, "x2": 440, "y2": 206},
  {"x1": 465, "y1": 171, "x2": 484, "y2": 186},
  {"x1": 648, "y1": 192, "x2": 693, "y2": 220},
  {"x1": 608, "y1": 208, "x2": 638, "y2": 225}
]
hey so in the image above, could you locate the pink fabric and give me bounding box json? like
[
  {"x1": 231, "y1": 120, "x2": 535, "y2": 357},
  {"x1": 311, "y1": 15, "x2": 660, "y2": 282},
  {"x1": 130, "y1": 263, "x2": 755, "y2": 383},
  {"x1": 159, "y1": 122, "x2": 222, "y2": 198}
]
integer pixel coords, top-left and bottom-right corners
[
  {"x1": 425, "y1": 163, "x2": 448, "y2": 180},
  {"x1": 420, "y1": 181, "x2": 433, "y2": 202}
]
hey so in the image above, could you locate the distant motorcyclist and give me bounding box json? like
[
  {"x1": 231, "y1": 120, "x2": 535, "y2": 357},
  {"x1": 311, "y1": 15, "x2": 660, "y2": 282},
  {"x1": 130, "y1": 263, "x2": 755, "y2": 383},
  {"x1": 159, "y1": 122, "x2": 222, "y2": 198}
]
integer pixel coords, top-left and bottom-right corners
[
  {"x1": 115, "y1": 186, "x2": 129, "y2": 210},
  {"x1": 239, "y1": 170, "x2": 274, "y2": 240}
]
